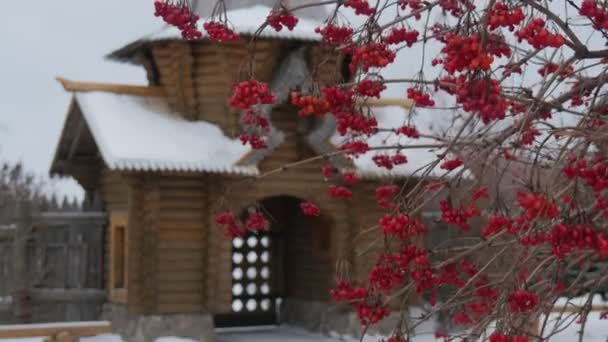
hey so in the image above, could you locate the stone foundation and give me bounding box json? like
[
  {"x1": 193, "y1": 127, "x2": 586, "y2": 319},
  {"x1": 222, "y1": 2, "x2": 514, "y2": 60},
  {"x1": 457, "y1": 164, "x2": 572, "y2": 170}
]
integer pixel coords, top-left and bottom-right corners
[{"x1": 102, "y1": 304, "x2": 215, "y2": 342}]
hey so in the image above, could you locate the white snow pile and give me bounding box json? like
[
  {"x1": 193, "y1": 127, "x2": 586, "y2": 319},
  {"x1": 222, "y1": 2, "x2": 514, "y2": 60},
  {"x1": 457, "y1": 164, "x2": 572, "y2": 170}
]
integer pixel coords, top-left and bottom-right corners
[{"x1": 70, "y1": 91, "x2": 257, "y2": 175}]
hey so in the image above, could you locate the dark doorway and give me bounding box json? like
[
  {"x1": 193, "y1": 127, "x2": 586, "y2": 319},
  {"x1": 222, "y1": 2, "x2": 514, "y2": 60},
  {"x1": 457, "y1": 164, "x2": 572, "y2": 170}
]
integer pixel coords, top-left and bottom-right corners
[{"x1": 214, "y1": 196, "x2": 332, "y2": 327}]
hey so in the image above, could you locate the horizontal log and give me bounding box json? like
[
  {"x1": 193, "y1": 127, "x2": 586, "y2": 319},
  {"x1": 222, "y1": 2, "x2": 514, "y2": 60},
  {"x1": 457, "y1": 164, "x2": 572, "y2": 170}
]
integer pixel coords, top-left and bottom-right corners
[
  {"x1": 0, "y1": 322, "x2": 112, "y2": 338},
  {"x1": 28, "y1": 288, "x2": 107, "y2": 302},
  {"x1": 57, "y1": 78, "x2": 164, "y2": 97},
  {"x1": 157, "y1": 303, "x2": 204, "y2": 314}
]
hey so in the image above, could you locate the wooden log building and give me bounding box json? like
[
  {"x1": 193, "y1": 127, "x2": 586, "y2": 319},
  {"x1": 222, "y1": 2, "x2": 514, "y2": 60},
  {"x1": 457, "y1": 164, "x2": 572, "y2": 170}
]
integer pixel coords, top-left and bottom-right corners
[{"x1": 49, "y1": 3, "x2": 441, "y2": 341}]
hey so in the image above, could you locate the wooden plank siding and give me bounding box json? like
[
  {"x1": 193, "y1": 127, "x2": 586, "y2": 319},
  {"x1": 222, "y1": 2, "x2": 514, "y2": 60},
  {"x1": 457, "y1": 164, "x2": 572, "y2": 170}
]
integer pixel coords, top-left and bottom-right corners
[{"x1": 155, "y1": 175, "x2": 208, "y2": 314}]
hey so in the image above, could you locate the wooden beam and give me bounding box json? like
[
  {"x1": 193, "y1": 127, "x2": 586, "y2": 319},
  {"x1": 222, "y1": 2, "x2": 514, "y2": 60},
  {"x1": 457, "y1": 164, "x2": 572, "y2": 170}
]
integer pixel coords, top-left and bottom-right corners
[
  {"x1": 359, "y1": 98, "x2": 414, "y2": 110},
  {"x1": 56, "y1": 77, "x2": 165, "y2": 96},
  {"x1": 0, "y1": 322, "x2": 112, "y2": 338}
]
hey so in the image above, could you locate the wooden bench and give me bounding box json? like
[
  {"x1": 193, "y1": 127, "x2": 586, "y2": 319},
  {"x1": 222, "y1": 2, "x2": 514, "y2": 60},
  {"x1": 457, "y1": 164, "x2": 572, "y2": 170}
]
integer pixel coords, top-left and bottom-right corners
[{"x1": 0, "y1": 321, "x2": 112, "y2": 342}]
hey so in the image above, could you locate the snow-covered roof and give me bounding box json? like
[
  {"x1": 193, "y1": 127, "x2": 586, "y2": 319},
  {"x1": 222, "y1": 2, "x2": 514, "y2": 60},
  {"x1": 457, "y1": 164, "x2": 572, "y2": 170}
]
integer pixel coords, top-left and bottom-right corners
[
  {"x1": 109, "y1": 4, "x2": 323, "y2": 62},
  {"x1": 330, "y1": 106, "x2": 453, "y2": 179},
  {"x1": 151, "y1": 5, "x2": 322, "y2": 42},
  {"x1": 55, "y1": 92, "x2": 257, "y2": 175}
]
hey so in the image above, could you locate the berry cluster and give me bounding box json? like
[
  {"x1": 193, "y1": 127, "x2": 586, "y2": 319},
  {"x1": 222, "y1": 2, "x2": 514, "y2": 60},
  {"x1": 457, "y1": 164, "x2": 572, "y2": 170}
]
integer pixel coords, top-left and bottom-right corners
[
  {"x1": 383, "y1": 28, "x2": 419, "y2": 46},
  {"x1": 516, "y1": 192, "x2": 557, "y2": 221},
  {"x1": 376, "y1": 185, "x2": 398, "y2": 208},
  {"x1": 300, "y1": 202, "x2": 321, "y2": 216},
  {"x1": 452, "y1": 76, "x2": 508, "y2": 123},
  {"x1": 441, "y1": 34, "x2": 496, "y2": 74},
  {"x1": 399, "y1": 0, "x2": 424, "y2": 20},
  {"x1": 518, "y1": 125, "x2": 540, "y2": 146},
  {"x1": 482, "y1": 215, "x2": 514, "y2": 237},
  {"x1": 440, "y1": 157, "x2": 464, "y2": 170},
  {"x1": 538, "y1": 63, "x2": 573, "y2": 77},
  {"x1": 342, "y1": 172, "x2": 361, "y2": 185},
  {"x1": 372, "y1": 153, "x2": 408, "y2": 169},
  {"x1": 507, "y1": 290, "x2": 538, "y2": 312},
  {"x1": 239, "y1": 133, "x2": 267, "y2": 149},
  {"x1": 407, "y1": 87, "x2": 435, "y2": 107},
  {"x1": 335, "y1": 111, "x2": 378, "y2": 136},
  {"x1": 321, "y1": 164, "x2": 334, "y2": 179},
  {"x1": 266, "y1": 11, "x2": 299, "y2": 32},
  {"x1": 215, "y1": 211, "x2": 245, "y2": 238},
  {"x1": 203, "y1": 21, "x2": 240, "y2": 42},
  {"x1": 563, "y1": 155, "x2": 608, "y2": 192},
  {"x1": 241, "y1": 111, "x2": 270, "y2": 132},
  {"x1": 379, "y1": 213, "x2": 427, "y2": 239},
  {"x1": 516, "y1": 19, "x2": 565, "y2": 49},
  {"x1": 154, "y1": 1, "x2": 202, "y2": 39},
  {"x1": 440, "y1": 200, "x2": 479, "y2": 231},
  {"x1": 355, "y1": 79, "x2": 386, "y2": 98},
  {"x1": 291, "y1": 92, "x2": 331, "y2": 117},
  {"x1": 245, "y1": 212, "x2": 269, "y2": 231},
  {"x1": 350, "y1": 43, "x2": 396, "y2": 72},
  {"x1": 340, "y1": 141, "x2": 370, "y2": 155},
  {"x1": 580, "y1": 0, "x2": 608, "y2": 30},
  {"x1": 344, "y1": 0, "x2": 376, "y2": 16},
  {"x1": 327, "y1": 184, "x2": 353, "y2": 200},
  {"x1": 229, "y1": 80, "x2": 275, "y2": 110},
  {"x1": 488, "y1": 2, "x2": 525, "y2": 31},
  {"x1": 315, "y1": 25, "x2": 354, "y2": 46},
  {"x1": 395, "y1": 125, "x2": 420, "y2": 138},
  {"x1": 549, "y1": 223, "x2": 608, "y2": 258}
]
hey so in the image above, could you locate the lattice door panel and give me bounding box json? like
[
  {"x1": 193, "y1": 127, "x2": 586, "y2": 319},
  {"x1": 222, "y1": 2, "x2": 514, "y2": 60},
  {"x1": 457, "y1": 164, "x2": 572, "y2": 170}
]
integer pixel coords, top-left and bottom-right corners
[{"x1": 219, "y1": 231, "x2": 278, "y2": 326}]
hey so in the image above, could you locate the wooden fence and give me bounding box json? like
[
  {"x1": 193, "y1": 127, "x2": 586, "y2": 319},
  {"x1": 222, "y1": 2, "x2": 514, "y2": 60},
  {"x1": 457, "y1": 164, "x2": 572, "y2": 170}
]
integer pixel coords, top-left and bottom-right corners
[{"x1": 0, "y1": 202, "x2": 106, "y2": 323}]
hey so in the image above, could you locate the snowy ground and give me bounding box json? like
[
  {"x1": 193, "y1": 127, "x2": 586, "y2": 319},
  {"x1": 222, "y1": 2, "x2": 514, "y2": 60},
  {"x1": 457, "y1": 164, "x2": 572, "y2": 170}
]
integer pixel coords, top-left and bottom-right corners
[{"x1": 0, "y1": 324, "x2": 605, "y2": 342}]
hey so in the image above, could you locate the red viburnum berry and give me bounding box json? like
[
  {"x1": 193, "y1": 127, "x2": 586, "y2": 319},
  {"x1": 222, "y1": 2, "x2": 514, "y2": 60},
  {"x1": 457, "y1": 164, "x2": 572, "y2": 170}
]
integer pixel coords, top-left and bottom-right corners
[
  {"x1": 215, "y1": 211, "x2": 245, "y2": 238},
  {"x1": 300, "y1": 202, "x2": 321, "y2": 216},
  {"x1": 342, "y1": 172, "x2": 360, "y2": 185},
  {"x1": 241, "y1": 111, "x2": 270, "y2": 132},
  {"x1": 516, "y1": 192, "x2": 557, "y2": 220},
  {"x1": 344, "y1": 0, "x2": 376, "y2": 16},
  {"x1": 327, "y1": 185, "x2": 353, "y2": 200},
  {"x1": 245, "y1": 212, "x2": 269, "y2": 232},
  {"x1": 355, "y1": 79, "x2": 386, "y2": 98},
  {"x1": 330, "y1": 278, "x2": 367, "y2": 302},
  {"x1": 407, "y1": 88, "x2": 435, "y2": 107},
  {"x1": 321, "y1": 164, "x2": 334, "y2": 179},
  {"x1": 291, "y1": 92, "x2": 331, "y2": 117},
  {"x1": 395, "y1": 125, "x2": 420, "y2": 138},
  {"x1": 488, "y1": 2, "x2": 525, "y2": 31},
  {"x1": 202, "y1": 21, "x2": 239, "y2": 42},
  {"x1": 580, "y1": 0, "x2": 608, "y2": 30},
  {"x1": 507, "y1": 290, "x2": 538, "y2": 312},
  {"x1": 440, "y1": 158, "x2": 464, "y2": 170},
  {"x1": 335, "y1": 111, "x2": 378, "y2": 136},
  {"x1": 383, "y1": 28, "x2": 419, "y2": 46},
  {"x1": 340, "y1": 141, "x2": 370, "y2": 155},
  {"x1": 154, "y1": 1, "x2": 202, "y2": 39},
  {"x1": 266, "y1": 10, "x2": 298, "y2": 31},
  {"x1": 451, "y1": 76, "x2": 508, "y2": 123},
  {"x1": 350, "y1": 43, "x2": 396, "y2": 72},
  {"x1": 315, "y1": 25, "x2": 354, "y2": 46},
  {"x1": 239, "y1": 133, "x2": 267, "y2": 149},
  {"x1": 229, "y1": 80, "x2": 275, "y2": 110},
  {"x1": 399, "y1": 0, "x2": 424, "y2": 20},
  {"x1": 516, "y1": 19, "x2": 565, "y2": 49},
  {"x1": 376, "y1": 185, "x2": 398, "y2": 208}
]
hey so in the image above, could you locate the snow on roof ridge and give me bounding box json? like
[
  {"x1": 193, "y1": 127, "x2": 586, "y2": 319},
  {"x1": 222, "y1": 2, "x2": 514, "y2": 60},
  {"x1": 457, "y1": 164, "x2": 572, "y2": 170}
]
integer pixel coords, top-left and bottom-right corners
[
  {"x1": 71, "y1": 91, "x2": 258, "y2": 176},
  {"x1": 144, "y1": 4, "x2": 322, "y2": 43}
]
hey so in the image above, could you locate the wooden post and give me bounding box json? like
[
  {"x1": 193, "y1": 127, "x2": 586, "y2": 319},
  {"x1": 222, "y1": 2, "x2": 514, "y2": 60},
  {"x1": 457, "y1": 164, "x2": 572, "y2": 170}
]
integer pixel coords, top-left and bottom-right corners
[{"x1": 12, "y1": 201, "x2": 32, "y2": 323}]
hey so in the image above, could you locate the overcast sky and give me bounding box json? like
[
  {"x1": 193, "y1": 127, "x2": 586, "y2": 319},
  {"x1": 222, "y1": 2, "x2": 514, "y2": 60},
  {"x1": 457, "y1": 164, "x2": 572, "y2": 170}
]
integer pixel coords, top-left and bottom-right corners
[{"x1": 0, "y1": 1, "x2": 162, "y2": 199}]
